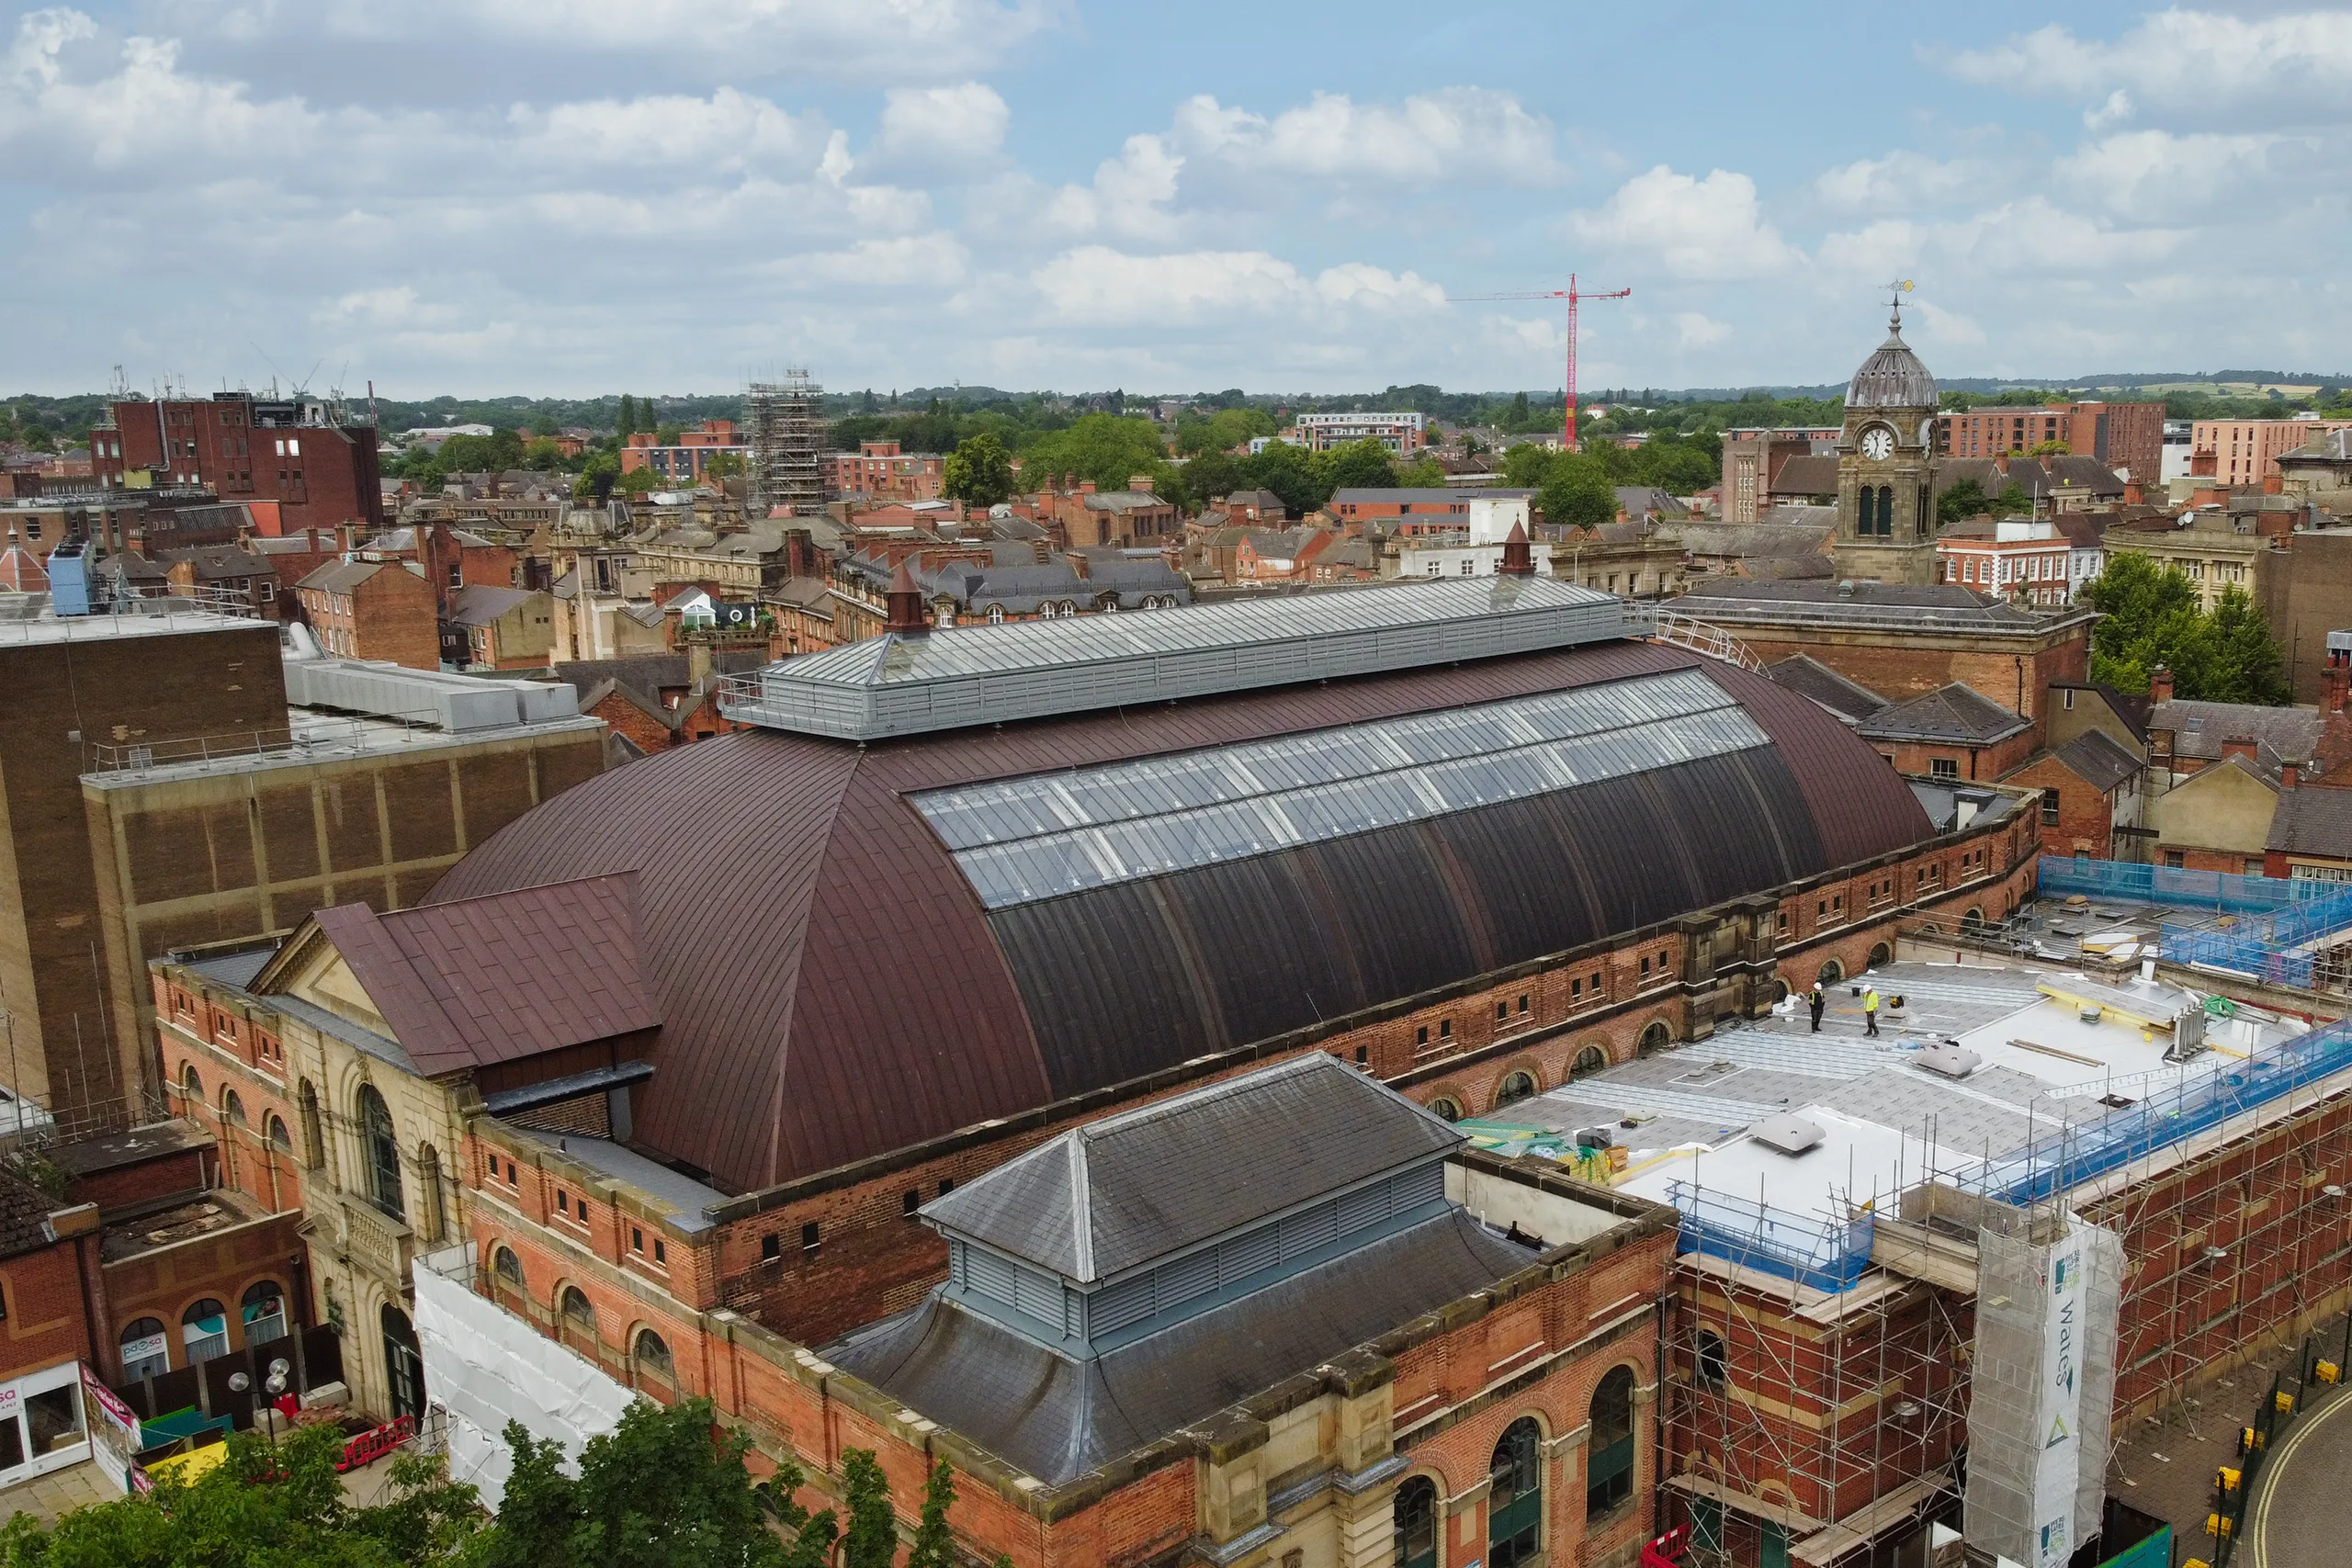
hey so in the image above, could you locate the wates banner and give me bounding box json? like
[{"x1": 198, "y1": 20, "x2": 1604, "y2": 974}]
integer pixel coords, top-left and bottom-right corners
[{"x1": 2032, "y1": 1237, "x2": 2087, "y2": 1568}]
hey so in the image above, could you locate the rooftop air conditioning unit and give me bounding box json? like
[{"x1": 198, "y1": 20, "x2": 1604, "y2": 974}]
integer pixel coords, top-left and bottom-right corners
[{"x1": 1749, "y1": 1112, "x2": 1825, "y2": 1156}]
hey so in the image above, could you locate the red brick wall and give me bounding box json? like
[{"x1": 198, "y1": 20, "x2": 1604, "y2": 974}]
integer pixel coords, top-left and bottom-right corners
[
  {"x1": 353, "y1": 566, "x2": 440, "y2": 670},
  {"x1": 2002, "y1": 753, "x2": 2114, "y2": 858},
  {"x1": 1870, "y1": 726, "x2": 2040, "y2": 782},
  {"x1": 96, "y1": 399, "x2": 383, "y2": 532},
  {"x1": 0, "y1": 1236, "x2": 96, "y2": 1385}
]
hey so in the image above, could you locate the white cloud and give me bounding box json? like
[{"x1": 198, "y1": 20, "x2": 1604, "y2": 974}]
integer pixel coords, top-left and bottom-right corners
[
  {"x1": 2053, "y1": 130, "x2": 2291, "y2": 219},
  {"x1": 507, "y1": 89, "x2": 820, "y2": 172},
  {"x1": 1170, "y1": 87, "x2": 1558, "y2": 186},
  {"x1": 1940, "y1": 10, "x2": 2352, "y2": 120},
  {"x1": 1815, "y1": 151, "x2": 1984, "y2": 213},
  {"x1": 1044, "y1": 134, "x2": 1184, "y2": 242},
  {"x1": 1568, "y1": 166, "x2": 1799, "y2": 280},
  {"x1": 184, "y1": 0, "x2": 1065, "y2": 85},
  {"x1": 1673, "y1": 312, "x2": 1731, "y2": 349},
  {"x1": 874, "y1": 83, "x2": 1009, "y2": 170},
  {"x1": 783, "y1": 234, "x2": 971, "y2": 288},
  {"x1": 1029, "y1": 246, "x2": 1440, "y2": 326}
]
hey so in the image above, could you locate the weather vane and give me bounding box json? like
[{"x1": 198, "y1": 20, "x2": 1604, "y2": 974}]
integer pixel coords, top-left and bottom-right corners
[{"x1": 1885, "y1": 278, "x2": 1915, "y2": 329}]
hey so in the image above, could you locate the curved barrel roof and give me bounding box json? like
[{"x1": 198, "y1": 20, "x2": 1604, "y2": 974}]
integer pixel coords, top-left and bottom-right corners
[{"x1": 430, "y1": 637, "x2": 1933, "y2": 1192}]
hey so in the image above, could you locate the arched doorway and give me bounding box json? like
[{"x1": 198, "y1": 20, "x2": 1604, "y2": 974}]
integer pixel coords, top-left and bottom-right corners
[
  {"x1": 1868, "y1": 942, "x2": 1892, "y2": 967},
  {"x1": 1572, "y1": 1044, "x2": 1610, "y2": 1079},
  {"x1": 1488, "y1": 1418, "x2": 1544, "y2": 1568},
  {"x1": 1394, "y1": 1476, "x2": 1438, "y2": 1568},
  {"x1": 1638, "y1": 1021, "x2": 1671, "y2": 1057},
  {"x1": 1495, "y1": 1071, "x2": 1537, "y2": 1108},
  {"x1": 1816, "y1": 958, "x2": 1843, "y2": 986},
  {"x1": 381, "y1": 1303, "x2": 424, "y2": 1422},
  {"x1": 1587, "y1": 1366, "x2": 1636, "y2": 1517}
]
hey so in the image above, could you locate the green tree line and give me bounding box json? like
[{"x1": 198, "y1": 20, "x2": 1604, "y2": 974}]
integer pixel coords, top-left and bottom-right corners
[{"x1": 0, "y1": 1397, "x2": 1009, "y2": 1568}]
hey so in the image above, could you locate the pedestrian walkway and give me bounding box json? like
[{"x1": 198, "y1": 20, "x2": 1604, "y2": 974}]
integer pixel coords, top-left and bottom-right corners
[{"x1": 0, "y1": 1458, "x2": 119, "y2": 1529}]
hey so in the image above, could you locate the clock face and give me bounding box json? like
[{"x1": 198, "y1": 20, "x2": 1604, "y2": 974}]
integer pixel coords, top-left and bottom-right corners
[{"x1": 1860, "y1": 425, "x2": 1894, "y2": 461}]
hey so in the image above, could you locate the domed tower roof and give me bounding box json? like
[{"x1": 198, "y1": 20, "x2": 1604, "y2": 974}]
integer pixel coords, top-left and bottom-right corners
[{"x1": 1846, "y1": 306, "x2": 1938, "y2": 410}]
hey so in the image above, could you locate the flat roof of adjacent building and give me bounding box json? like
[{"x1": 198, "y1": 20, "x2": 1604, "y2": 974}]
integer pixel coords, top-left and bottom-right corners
[
  {"x1": 1474, "y1": 958, "x2": 2305, "y2": 1230},
  {"x1": 0, "y1": 595, "x2": 266, "y2": 646},
  {"x1": 80, "y1": 705, "x2": 602, "y2": 790}
]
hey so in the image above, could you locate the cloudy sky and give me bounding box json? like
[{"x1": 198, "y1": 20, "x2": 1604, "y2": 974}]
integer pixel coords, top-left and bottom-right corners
[{"x1": 4, "y1": 2, "x2": 2347, "y2": 397}]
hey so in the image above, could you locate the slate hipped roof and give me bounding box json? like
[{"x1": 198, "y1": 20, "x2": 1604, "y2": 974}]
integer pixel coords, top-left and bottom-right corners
[
  {"x1": 307, "y1": 873, "x2": 659, "y2": 1077},
  {"x1": 1857, "y1": 682, "x2": 2031, "y2": 745},
  {"x1": 2153, "y1": 698, "x2": 2324, "y2": 766},
  {"x1": 2268, "y1": 789, "x2": 2352, "y2": 858},
  {"x1": 447, "y1": 585, "x2": 539, "y2": 626},
  {"x1": 1761, "y1": 655, "x2": 1888, "y2": 725},
  {"x1": 2050, "y1": 729, "x2": 2144, "y2": 794},
  {"x1": 923, "y1": 1054, "x2": 1462, "y2": 1284}
]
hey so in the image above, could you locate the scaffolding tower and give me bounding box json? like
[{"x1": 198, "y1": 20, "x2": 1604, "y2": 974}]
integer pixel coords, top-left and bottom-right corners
[{"x1": 747, "y1": 372, "x2": 828, "y2": 517}]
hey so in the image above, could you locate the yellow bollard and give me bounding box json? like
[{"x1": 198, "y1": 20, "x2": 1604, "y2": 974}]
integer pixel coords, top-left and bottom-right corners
[
  {"x1": 2317, "y1": 1359, "x2": 2341, "y2": 1384},
  {"x1": 2217, "y1": 1466, "x2": 2242, "y2": 1493},
  {"x1": 2278, "y1": 1391, "x2": 2297, "y2": 1415}
]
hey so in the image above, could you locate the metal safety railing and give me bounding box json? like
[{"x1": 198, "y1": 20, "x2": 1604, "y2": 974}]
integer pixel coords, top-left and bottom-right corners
[
  {"x1": 2038, "y1": 856, "x2": 2352, "y2": 993},
  {"x1": 1665, "y1": 1180, "x2": 1876, "y2": 1293},
  {"x1": 1647, "y1": 609, "x2": 1763, "y2": 671}
]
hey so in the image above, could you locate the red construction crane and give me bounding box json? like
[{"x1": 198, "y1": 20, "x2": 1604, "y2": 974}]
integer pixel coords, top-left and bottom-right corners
[{"x1": 1450, "y1": 274, "x2": 1631, "y2": 451}]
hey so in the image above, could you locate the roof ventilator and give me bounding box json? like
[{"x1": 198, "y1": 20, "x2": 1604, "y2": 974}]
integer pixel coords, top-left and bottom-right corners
[
  {"x1": 1749, "y1": 1111, "x2": 1825, "y2": 1156},
  {"x1": 1914, "y1": 1043, "x2": 1982, "y2": 1080}
]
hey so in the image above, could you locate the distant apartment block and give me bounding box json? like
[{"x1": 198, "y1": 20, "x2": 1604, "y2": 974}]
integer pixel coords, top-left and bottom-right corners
[
  {"x1": 1292, "y1": 411, "x2": 1428, "y2": 454},
  {"x1": 1937, "y1": 401, "x2": 2162, "y2": 484},
  {"x1": 2192, "y1": 417, "x2": 2352, "y2": 488},
  {"x1": 1719, "y1": 427, "x2": 1840, "y2": 524},
  {"x1": 619, "y1": 420, "x2": 749, "y2": 483},
  {"x1": 828, "y1": 440, "x2": 943, "y2": 502},
  {"x1": 90, "y1": 393, "x2": 386, "y2": 534}
]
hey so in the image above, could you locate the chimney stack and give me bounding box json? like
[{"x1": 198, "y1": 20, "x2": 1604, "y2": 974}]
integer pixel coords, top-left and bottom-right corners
[
  {"x1": 884, "y1": 557, "x2": 928, "y2": 635},
  {"x1": 687, "y1": 635, "x2": 712, "y2": 690},
  {"x1": 2326, "y1": 659, "x2": 2351, "y2": 716},
  {"x1": 2282, "y1": 759, "x2": 2301, "y2": 789},
  {"x1": 2151, "y1": 664, "x2": 2175, "y2": 703}
]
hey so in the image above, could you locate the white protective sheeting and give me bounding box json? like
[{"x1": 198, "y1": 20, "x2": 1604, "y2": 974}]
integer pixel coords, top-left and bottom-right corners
[{"x1": 413, "y1": 1245, "x2": 637, "y2": 1508}]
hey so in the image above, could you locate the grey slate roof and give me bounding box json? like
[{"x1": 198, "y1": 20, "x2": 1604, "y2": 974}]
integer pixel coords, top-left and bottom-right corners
[
  {"x1": 2266, "y1": 787, "x2": 2352, "y2": 857},
  {"x1": 2282, "y1": 429, "x2": 2352, "y2": 464},
  {"x1": 1770, "y1": 455, "x2": 1839, "y2": 497},
  {"x1": 447, "y1": 585, "x2": 538, "y2": 626},
  {"x1": 921, "y1": 1054, "x2": 1462, "y2": 1283},
  {"x1": 1677, "y1": 578, "x2": 2096, "y2": 635},
  {"x1": 1762, "y1": 654, "x2": 1888, "y2": 724},
  {"x1": 1859, "y1": 682, "x2": 2030, "y2": 745},
  {"x1": 826, "y1": 1207, "x2": 1527, "y2": 1483},
  {"x1": 1330, "y1": 488, "x2": 1533, "y2": 504},
  {"x1": 2153, "y1": 699, "x2": 2323, "y2": 764},
  {"x1": 2050, "y1": 729, "x2": 2143, "y2": 794},
  {"x1": 298, "y1": 558, "x2": 408, "y2": 593}
]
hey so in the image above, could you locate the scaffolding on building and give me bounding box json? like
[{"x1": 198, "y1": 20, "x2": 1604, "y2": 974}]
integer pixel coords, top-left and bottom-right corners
[
  {"x1": 746, "y1": 372, "x2": 828, "y2": 518},
  {"x1": 1661, "y1": 1011, "x2": 2352, "y2": 1566},
  {"x1": 1660, "y1": 1145, "x2": 1983, "y2": 1567}
]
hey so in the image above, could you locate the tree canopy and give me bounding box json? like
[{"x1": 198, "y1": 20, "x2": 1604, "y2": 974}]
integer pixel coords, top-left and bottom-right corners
[
  {"x1": 941, "y1": 433, "x2": 1016, "y2": 507},
  {"x1": 0, "y1": 1422, "x2": 477, "y2": 1568},
  {"x1": 2077, "y1": 552, "x2": 2291, "y2": 703}
]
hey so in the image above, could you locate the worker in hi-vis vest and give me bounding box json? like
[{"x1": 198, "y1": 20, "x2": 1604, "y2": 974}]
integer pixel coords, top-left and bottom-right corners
[{"x1": 1862, "y1": 986, "x2": 1881, "y2": 1036}]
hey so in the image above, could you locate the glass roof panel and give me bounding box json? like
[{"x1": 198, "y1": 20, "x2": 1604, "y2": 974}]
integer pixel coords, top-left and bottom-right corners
[{"x1": 913, "y1": 669, "x2": 1770, "y2": 909}]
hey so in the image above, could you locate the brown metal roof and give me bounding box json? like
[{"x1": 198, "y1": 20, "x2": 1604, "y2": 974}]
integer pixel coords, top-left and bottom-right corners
[
  {"x1": 314, "y1": 873, "x2": 659, "y2": 1077},
  {"x1": 429, "y1": 639, "x2": 1933, "y2": 1191}
]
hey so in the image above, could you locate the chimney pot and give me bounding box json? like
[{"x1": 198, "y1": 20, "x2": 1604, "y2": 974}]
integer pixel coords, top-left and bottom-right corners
[{"x1": 2151, "y1": 665, "x2": 2175, "y2": 703}]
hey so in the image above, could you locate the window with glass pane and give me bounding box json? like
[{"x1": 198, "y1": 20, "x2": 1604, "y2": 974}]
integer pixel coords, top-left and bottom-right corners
[
  {"x1": 181, "y1": 1299, "x2": 230, "y2": 1365},
  {"x1": 1394, "y1": 1477, "x2": 1438, "y2": 1568},
  {"x1": 1586, "y1": 1367, "x2": 1635, "y2": 1517},
  {"x1": 360, "y1": 1086, "x2": 404, "y2": 1219},
  {"x1": 242, "y1": 1280, "x2": 288, "y2": 1346},
  {"x1": 1487, "y1": 1418, "x2": 1543, "y2": 1568},
  {"x1": 119, "y1": 1317, "x2": 170, "y2": 1382}
]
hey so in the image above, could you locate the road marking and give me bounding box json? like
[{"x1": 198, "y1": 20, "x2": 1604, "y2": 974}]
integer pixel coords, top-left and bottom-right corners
[{"x1": 2248, "y1": 1383, "x2": 2352, "y2": 1565}]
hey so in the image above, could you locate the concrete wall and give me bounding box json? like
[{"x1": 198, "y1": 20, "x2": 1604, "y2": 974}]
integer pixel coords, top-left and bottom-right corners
[
  {"x1": 85, "y1": 724, "x2": 605, "y2": 1104},
  {"x1": 0, "y1": 621, "x2": 286, "y2": 1125}
]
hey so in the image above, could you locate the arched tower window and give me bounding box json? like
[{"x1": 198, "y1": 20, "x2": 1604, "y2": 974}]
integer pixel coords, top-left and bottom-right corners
[
  {"x1": 358, "y1": 1086, "x2": 403, "y2": 1220},
  {"x1": 1488, "y1": 1418, "x2": 1544, "y2": 1568},
  {"x1": 1587, "y1": 1366, "x2": 1636, "y2": 1517},
  {"x1": 1394, "y1": 1476, "x2": 1439, "y2": 1568}
]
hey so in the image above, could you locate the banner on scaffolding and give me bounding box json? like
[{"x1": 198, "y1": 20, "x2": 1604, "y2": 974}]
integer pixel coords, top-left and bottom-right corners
[{"x1": 1962, "y1": 1212, "x2": 2123, "y2": 1568}]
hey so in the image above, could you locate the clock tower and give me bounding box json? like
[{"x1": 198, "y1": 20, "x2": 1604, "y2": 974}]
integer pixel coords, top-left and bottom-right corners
[{"x1": 1833, "y1": 297, "x2": 1941, "y2": 585}]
